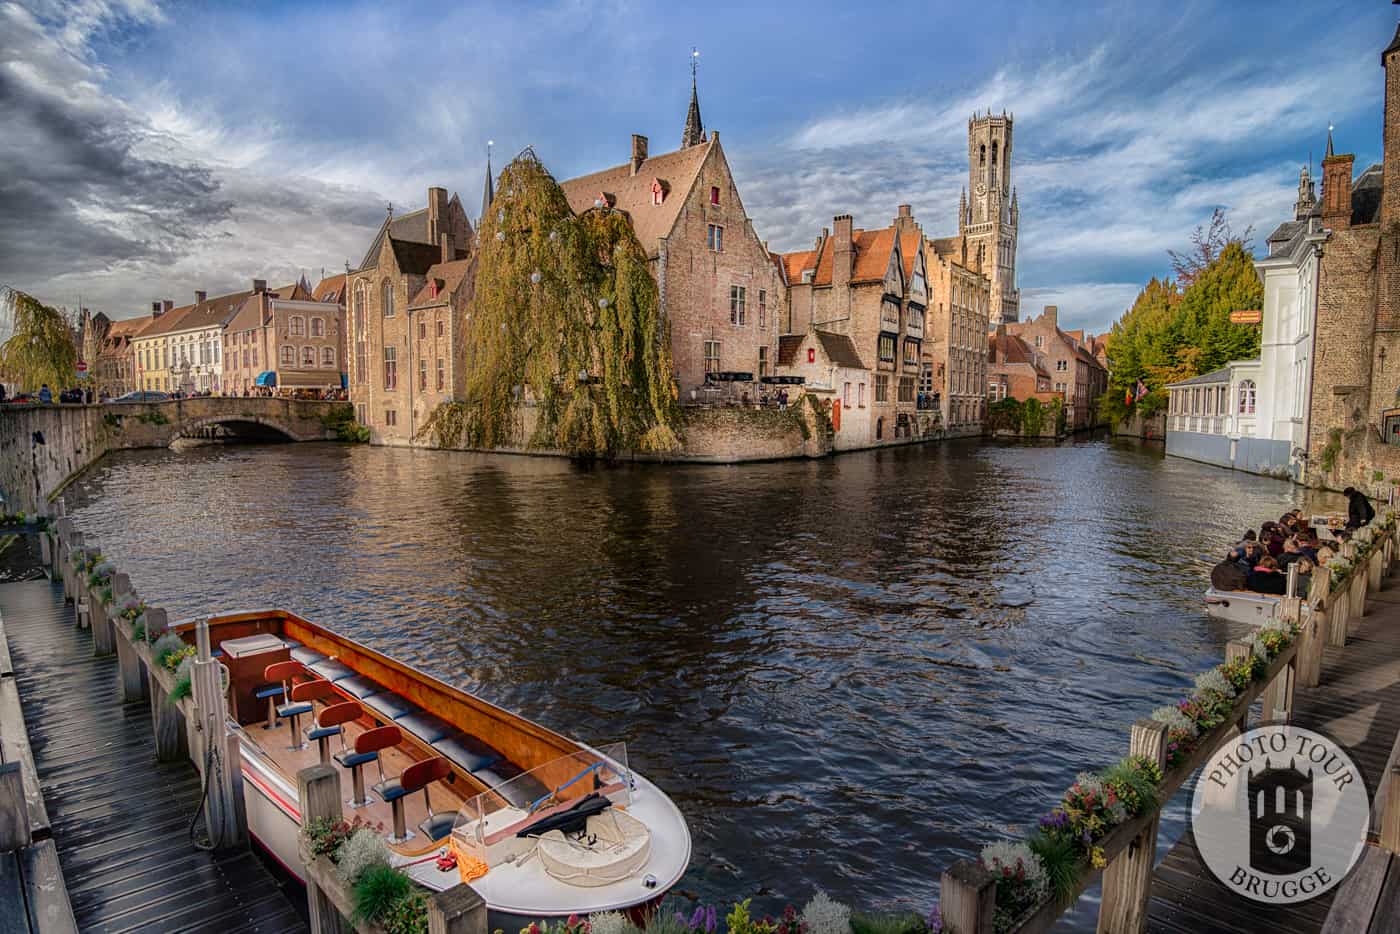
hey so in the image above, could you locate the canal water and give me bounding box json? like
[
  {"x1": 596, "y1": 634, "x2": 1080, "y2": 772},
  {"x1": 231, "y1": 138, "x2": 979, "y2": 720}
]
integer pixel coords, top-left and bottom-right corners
[{"x1": 64, "y1": 436, "x2": 1340, "y2": 922}]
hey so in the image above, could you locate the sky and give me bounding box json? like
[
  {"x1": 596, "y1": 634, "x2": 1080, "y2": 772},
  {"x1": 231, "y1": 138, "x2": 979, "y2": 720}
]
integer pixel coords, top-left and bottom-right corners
[{"x1": 0, "y1": 0, "x2": 1394, "y2": 334}]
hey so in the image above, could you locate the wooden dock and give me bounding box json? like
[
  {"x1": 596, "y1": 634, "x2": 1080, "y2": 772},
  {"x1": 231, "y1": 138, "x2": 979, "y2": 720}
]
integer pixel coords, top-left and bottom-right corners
[
  {"x1": 0, "y1": 577, "x2": 306, "y2": 933},
  {"x1": 1146, "y1": 581, "x2": 1400, "y2": 934}
]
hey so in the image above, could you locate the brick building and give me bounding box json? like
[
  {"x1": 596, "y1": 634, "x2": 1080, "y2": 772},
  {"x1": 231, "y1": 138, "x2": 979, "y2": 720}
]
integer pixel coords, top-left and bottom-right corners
[
  {"x1": 987, "y1": 325, "x2": 1054, "y2": 403},
  {"x1": 776, "y1": 206, "x2": 935, "y2": 447},
  {"x1": 559, "y1": 80, "x2": 780, "y2": 402},
  {"x1": 957, "y1": 111, "x2": 1020, "y2": 324},
  {"x1": 223, "y1": 284, "x2": 346, "y2": 396},
  {"x1": 1005, "y1": 306, "x2": 1107, "y2": 430},
  {"x1": 926, "y1": 237, "x2": 991, "y2": 436},
  {"x1": 77, "y1": 309, "x2": 142, "y2": 397},
  {"x1": 345, "y1": 187, "x2": 473, "y2": 442}
]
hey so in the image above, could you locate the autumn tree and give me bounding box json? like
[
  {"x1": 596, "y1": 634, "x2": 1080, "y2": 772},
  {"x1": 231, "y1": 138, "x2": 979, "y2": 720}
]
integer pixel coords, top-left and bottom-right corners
[
  {"x1": 1167, "y1": 207, "x2": 1253, "y2": 289},
  {"x1": 0, "y1": 288, "x2": 77, "y2": 392}
]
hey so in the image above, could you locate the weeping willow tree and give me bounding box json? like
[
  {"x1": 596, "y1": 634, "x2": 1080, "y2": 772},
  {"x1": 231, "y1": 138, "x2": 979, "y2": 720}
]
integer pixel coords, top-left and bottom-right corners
[
  {"x1": 423, "y1": 149, "x2": 680, "y2": 457},
  {"x1": 0, "y1": 288, "x2": 77, "y2": 392}
]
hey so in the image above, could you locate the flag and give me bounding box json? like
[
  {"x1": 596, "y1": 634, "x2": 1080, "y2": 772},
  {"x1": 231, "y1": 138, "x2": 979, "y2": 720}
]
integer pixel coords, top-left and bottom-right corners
[
  {"x1": 1135, "y1": 379, "x2": 1149, "y2": 401},
  {"x1": 1126, "y1": 387, "x2": 1133, "y2": 405}
]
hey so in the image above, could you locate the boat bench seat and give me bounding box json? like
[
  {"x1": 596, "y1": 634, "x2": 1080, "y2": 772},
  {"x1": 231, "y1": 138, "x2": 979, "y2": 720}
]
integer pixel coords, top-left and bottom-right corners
[
  {"x1": 335, "y1": 675, "x2": 382, "y2": 699},
  {"x1": 396, "y1": 712, "x2": 454, "y2": 745},
  {"x1": 476, "y1": 760, "x2": 550, "y2": 809},
  {"x1": 363, "y1": 693, "x2": 419, "y2": 722},
  {"x1": 290, "y1": 646, "x2": 327, "y2": 666},
  {"x1": 431, "y1": 733, "x2": 503, "y2": 773},
  {"x1": 308, "y1": 659, "x2": 355, "y2": 682}
]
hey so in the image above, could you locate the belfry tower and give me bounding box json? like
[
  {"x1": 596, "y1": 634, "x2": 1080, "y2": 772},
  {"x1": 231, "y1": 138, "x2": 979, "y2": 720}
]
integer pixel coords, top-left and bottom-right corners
[{"x1": 959, "y1": 111, "x2": 1020, "y2": 324}]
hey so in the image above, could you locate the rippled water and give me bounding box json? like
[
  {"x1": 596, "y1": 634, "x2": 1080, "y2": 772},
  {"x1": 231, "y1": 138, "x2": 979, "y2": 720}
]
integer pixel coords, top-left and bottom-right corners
[{"x1": 64, "y1": 436, "x2": 1343, "y2": 922}]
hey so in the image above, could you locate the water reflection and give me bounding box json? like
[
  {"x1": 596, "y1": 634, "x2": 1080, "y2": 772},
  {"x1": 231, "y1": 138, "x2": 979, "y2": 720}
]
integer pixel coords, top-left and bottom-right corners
[{"x1": 64, "y1": 436, "x2": 1341, "y2": 922}]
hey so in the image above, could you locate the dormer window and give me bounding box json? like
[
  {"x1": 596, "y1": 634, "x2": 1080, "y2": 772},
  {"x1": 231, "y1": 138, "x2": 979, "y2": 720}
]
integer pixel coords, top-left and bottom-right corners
[
  {"x1": 710, "y1": 186, "x2": 720, "y2": 206},
  {"x1": 652, "y1": 181, "x2": 664, "y2": 206}
]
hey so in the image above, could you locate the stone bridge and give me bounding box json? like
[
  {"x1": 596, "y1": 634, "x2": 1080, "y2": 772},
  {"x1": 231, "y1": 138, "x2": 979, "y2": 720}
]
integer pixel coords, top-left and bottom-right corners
[{"x1": 0, "y1": 398, "x2": 351, "y2": 513}]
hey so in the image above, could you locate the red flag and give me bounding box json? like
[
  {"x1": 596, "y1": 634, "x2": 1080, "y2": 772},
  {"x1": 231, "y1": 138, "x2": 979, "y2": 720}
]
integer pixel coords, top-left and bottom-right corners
[{"x1": 1125, "y1": 387, "x2": 1133, "y2": 405}]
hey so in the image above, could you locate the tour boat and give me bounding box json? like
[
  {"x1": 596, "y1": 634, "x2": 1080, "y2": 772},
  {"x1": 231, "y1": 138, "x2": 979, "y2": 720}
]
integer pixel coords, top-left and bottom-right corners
[
  {"x1": 173, "y1": 609, "x2": 691, "y2": 927},
  {"x1": 1203, "y1": 587, "x2": 1281, "y2": 625}
]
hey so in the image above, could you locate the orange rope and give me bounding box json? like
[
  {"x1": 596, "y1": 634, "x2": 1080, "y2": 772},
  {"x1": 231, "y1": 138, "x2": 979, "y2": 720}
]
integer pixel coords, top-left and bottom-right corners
[{"x1": 449, "y1": 837, "x2": 490, "y2": 883}]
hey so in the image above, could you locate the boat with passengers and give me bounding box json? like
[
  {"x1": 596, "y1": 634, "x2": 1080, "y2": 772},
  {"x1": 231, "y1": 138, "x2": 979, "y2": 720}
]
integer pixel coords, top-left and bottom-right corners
[{"x1": 172, "y1": 609, "x2": 690, "y2": 926}]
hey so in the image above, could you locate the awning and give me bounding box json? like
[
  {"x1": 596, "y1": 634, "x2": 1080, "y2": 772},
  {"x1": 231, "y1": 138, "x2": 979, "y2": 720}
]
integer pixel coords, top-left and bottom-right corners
[
  {"x1": 253, "y1": 371, "x2": 276, "y2": 387},
  {"x1": 705, "y1": 371, "x2": 755, "y2": 383},
  {"x1": 760, "y1": 375, "x2": 804, "y2": 385},
  {"x1": 277, "y1": 369, "x2": 340, "y2": 389}
]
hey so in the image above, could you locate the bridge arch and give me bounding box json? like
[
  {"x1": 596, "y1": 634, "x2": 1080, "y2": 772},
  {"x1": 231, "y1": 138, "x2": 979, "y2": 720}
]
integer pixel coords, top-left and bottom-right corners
[{"x1": 168, "y1": 415, "x2": 301, "y2": 445}]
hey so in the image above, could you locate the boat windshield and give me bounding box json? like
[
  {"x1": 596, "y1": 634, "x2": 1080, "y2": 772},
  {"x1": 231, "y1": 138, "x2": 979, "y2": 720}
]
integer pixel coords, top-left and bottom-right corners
[{"x1": 450, "y1": 742, "x2": 632, "y2": 874}]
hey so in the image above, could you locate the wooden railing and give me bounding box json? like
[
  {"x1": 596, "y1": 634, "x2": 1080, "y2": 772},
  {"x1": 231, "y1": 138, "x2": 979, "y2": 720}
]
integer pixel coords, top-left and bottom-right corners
[{"x1": 938, "y1": 515, "x2": 1400, "y2": 934}]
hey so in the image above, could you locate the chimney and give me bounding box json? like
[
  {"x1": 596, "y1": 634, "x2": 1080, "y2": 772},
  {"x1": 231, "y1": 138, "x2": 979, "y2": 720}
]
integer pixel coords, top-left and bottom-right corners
[
  {"x1": 427, "y1": 186, "x2": 448, "y2": 246},
  {"x1": 252, "y1": 279, "x2": 267, "y2": 293},
  {"x1": 1042, "y1": 305, "x2": 1058, "y2": 326},
  {"x1": 898, "y1": 204, "x2": 911, "y2": 218},
  {"x1": 832, "y1": 214, "x2": 854, "y2": 292},
  {"x1": 162, "y1": 300, "x2": 174, "y2": 314},
  {"x1": 996, "y1": 323, "x2": 1007, "y2": 340},
  {"x1": 1322, "y1": 153, "x2": 1355, "y2": 230},
  {"x1": 630, "y1": 134, "x2": 649, "y2": 175},
  {"x1": 440, "y1": 232, "x2": 452, "y2": 264},
  {"x1": 194, "y1": 290, "x2": 207, "y2": 304},
  {"x1": 151, "y1": 301, "x2": 162, "y2": 318}
]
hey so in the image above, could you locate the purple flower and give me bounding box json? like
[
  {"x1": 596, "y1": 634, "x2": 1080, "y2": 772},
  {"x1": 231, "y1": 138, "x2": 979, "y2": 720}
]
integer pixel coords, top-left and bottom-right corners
[{"x1": 927, "y1": 903, "x2": 943, "y2": 934}]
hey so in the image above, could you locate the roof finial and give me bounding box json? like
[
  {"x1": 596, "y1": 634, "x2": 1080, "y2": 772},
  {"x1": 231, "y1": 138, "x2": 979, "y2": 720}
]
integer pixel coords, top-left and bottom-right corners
[
  {"x1": 1326, "y1": 123, "x2": 1335, "y2": 158},
  {"x1": 386, "y1": 202, "x2": 393, "y2": 220},
  {"x1": 481, "y1": 140, "x2": 495, "y2": 227},
  {"x1": 682, "y1": 48, "x2": 706, "y2": 148}
]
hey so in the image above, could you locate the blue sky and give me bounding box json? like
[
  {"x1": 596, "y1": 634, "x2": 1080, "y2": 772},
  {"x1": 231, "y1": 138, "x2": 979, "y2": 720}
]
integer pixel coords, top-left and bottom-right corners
[{"x1": 1, "y1": 0, "x2": 1394, "y2": 333}]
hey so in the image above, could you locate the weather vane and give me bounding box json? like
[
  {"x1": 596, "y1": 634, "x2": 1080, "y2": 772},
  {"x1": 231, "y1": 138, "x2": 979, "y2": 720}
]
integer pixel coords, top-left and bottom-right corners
[{"x1": 691, "y1": 47, "x2": 699, "y2": 82}]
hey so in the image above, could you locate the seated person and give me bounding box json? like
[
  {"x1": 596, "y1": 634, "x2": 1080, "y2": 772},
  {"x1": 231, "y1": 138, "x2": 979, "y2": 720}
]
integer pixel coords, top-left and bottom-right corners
[
  {"x1": 1247, "y1": 556, "x2": 1288, "y2": 595},
  {"x1": 1293, "y1": 557, "x2": 1314, "y2": 598},
  {"x1": 1211, "y1": 551, "x2": 1249, "y2": 591}
]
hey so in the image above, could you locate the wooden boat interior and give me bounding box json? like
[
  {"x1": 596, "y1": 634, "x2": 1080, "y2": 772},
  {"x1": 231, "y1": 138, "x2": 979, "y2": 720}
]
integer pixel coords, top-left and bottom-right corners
[{"x1": 168, "y1": 609, "x2": 612, "y2": 856}]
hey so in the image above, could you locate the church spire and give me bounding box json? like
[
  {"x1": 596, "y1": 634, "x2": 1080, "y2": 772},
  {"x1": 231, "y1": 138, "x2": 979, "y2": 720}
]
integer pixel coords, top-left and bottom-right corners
[
  {"x1": 480, "y1": 140, "x2": 494, "y2": 228},
  {"x1": 681, "y1": 47, "x2": 706, "y2": 148},
  {"x1": 1325, "y1": 123, "x2": 1335, "y2": 158}
]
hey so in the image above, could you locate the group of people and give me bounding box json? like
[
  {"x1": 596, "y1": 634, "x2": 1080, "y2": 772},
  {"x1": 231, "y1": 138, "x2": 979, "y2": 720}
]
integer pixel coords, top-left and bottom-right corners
[{"x1": 1210, "y1": 488, "x2": 1376, "y2": 598}]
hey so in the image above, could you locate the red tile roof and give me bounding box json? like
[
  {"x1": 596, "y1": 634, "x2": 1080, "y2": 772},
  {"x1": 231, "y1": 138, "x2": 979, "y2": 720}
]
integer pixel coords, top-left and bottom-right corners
[
  {"x1": 560, "y1": 141, "x2": 714, "y2": 257},
  {"x1": 777, "y1": 334, "x2": 804, "y2": 366},
  {"x1": 313, "y1": 274, "x2": 346, "y2": 303},
  {"x1": 408, "y1": 258, "x2": 474, "y2": 307},
  {"x1": 802, "y1": 224, "x2": 920, "y2": 287}
]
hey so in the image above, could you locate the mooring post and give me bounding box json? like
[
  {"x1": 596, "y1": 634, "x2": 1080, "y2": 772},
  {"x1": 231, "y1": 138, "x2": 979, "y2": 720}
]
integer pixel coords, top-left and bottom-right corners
[
  {"x1": 1098, "y1": 719, "x2": 1169, "y2": 934},
  {"x1": 940, "y1": 860, "x2": 995, "y2": 934},
  {"x1": 1297, "y1": 563, "x2": 1328, "y2": 688},
  {"x1": 191, "y1": 617, "x2": 245, "y2": 850},
  {"x1": 1381, "y1": 765, "x2": 1400, "y2": 855},
  {"x1": 1266, "y1": 588, "x2": 1301, "y2": 722},
  {"x1": 145, "y1": 608, "x2": 187, "y2": 762},
  {"x1": 90, "y1": 576, "x2": 114, "y2": 657},
  {"x1": 38, "y1": 522, "x2": 51, "y2": 568},
  {"x1": 0, "y1": 761, "x2": 28, "y2": 853},
  {"x1": 52, "y1": 517, "x2": 72, "y2": 593},
  {"x1": 297, "y1": 764, "x2": 348, "y2": 934},
  {"x1": 67, "y1": 531, "x2": 85, "y2": 613},
  {"x1": 111, "y1": 573, "x2": 146, "y2": 702},
  {"x1": 429, "y1": 885, "x2": 488, "y2": 934}
]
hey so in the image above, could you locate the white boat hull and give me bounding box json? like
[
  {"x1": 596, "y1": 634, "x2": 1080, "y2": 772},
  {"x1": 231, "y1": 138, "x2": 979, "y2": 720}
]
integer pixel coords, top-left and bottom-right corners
[{"x1": 1204, "y1": 587, "x2": 1280, "y2": 626}]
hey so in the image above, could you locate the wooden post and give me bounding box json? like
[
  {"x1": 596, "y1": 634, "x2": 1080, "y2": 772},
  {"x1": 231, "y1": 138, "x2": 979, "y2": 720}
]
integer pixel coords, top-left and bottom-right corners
[
  {"x1": 941, "y1": 860, "x2": 995, "y2": 934},
  {"x1": 145, "y1": 609, "x2": 187, "y2": 762},
  {"x1": 91, "y1": 592, "x2": 114, "y2": 657},
  {"x1": 1226, "y1": 640, "x2": 1253, "y2": 732},
  {"x1": 1098, "y1": 720, "x2": 1169, "y2": 934},
  {"x1": 66, "y1": 531, "x2": 84, "y2": 606},
  {"x1": 1328, "y1": 591, "x2": 1348, "y2": 648},
  {"x1": 39, "y1": 528, "x2": 51, "y2": 568},
  {"x1": 53, "y1": 518, "x2": 72, "y2": 597},
  {"x1": 191, "y1": 617, "x2": 245, "y2": 850},
  {"x1": 1381, "y1": 765, "x2": 1400, "y2": 854},
  {"x1": 429, "y1": 885, "x2": 488, "y2": 934},
  {"x1": 0, "y1": 761, "x2": 29, "y2": 852},
  {"x1": 112, "y1": 574, "x2": 146, "y2": 702},
  {"x1": 297, "y1": 764, "x2": 348, "y2": 934}
]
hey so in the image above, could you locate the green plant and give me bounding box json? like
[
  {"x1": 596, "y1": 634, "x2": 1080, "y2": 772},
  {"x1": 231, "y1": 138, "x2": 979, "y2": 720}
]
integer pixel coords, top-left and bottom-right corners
[
  {"x1": 163, "y1": 643, "x2": 196, "y2": 672},
  {"x1": 979, "y1": 840, "x2": 1048, "y2": 932},
  {"x1": 320, "y1": 405, "x2": 370, "y2": 443},
  {"x1": 103, "y1": 412, "x2": 122, "y2": 429},
  {"x1": 1101, "y1": 755, "x2": 1161, "y2": 816},
  {"x1": 135, "y1": 409, "x2": 170, "y2": 426},
  {"x1": 800, "y1": 892, "x2": 851, "y2": 934},
  {"x1": 848, "y1": 912, "x2": 927, "y2": 934},
  {"x1": 1319, "y1": 428, "x2": 1343, "y2": 474},
  {"x1": 1374, "y1": 470, "x2": 1385, "y2": 482},
  {"x1": 151, "y1": 632, "x2": 187, "y2": 669},
  {"x1": 726, "y1": 900, "x2": 777, "y2": 934},
  {"x1": 352, "y1": 863, "x2": 411, "y2": 923},
  {"x1": 302, "y1": 814, "x2": 385, "y2": 861},
  {"x1": 1026, "y1": 829, "x2": 1080, "y2": 906},
  {"x1": 382, "y1": 889, "x2": 430, "y2": 934},
  {"x1": 169, "y1": 673, "x2": 192, "y2": 701},
  {"x1": 1021, "y1": 398, "x2": 1045, "y2": 437},
  {"x1": 0, "y1": 288, "x2": 77, "y2": 390},
  {"x1": 336, "y1": 828, "x2": 391, "y2": 884}
]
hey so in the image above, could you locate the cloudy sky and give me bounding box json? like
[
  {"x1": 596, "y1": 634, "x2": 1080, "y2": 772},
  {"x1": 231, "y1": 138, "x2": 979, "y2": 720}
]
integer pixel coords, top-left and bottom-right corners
[{"x1": 1, "y1": 0, "x2": 1393, "y2": 333}]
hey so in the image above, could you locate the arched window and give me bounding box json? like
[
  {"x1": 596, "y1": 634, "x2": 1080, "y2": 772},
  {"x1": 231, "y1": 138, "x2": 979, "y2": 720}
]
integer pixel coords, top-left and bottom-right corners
[
  {"x1": 353, "y1": 281, "x2": 366, "y2": 331},
  {"x1": 290, "y1": 316, "x2": 305, "y2": 337},
  {"x1": 321, "y1": 347, "x2": 335, "y2": 367},
  {"x1": 381, "y1": 279, "x2": 395, "y2": 318},
  {"x1": 310, "y1": 317, "x2": 324, "y2": 337},
  {"x1": 978, "y1": 144, "x2": 985, "y2": 166},
  {"x1": 302, "y1": 346, "x2": 316, "y2": 366},
  {"x1": 1238, "y1": 379, "x2": 1256, "y2": 415},
  {"x1": 280, "y1": 345, "x2": 295, "y2": 365},
  {"x1": 991, "y1": 140, "x2": 998, "y2": 165}
]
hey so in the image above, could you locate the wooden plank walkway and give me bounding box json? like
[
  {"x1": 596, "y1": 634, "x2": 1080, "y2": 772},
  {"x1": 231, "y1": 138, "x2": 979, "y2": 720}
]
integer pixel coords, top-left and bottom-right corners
[
  {"x1": 1145, "y1": 575, "x2": 1400, "y2": 933},
  {"x1": 0, "y1": 578, "x2": 306, "y2": 934}
]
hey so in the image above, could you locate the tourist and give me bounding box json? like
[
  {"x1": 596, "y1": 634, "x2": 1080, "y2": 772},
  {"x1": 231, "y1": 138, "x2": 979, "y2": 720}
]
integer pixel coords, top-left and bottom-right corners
[
  {"x1": 1211, "y1": 551, "x2": 1248, "y2": 591},
  {"x1": 1343, "y1": 486, "x2": 1375, "y2": 529},
  {"x1": 1264, "y1": 531, "x2": 1285, "y2": 558},
  {"x1": 37, "y1": 384, "x2": 51, "y2": 404},
  {"x1": 1277, "y1": 538, "x2": 1306, "y2": 568},
  {"x1": 1294, "y1": 557, "x2": 1314, "y2": 598},
  {"x1": 1247, "y1": 555, "x2": 1288, "y2": 595}
]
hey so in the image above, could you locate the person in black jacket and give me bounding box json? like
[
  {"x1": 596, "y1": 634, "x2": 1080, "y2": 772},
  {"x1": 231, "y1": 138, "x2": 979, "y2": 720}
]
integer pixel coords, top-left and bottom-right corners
[
  {"x1": 1247, "y1": 556, "x2": 1288, "y2": 595},
  {"x1": 1211, "y1": 551, "x2": 1249, "y2": 591},
  {"x1": 1343, "y1": 487, "x2": 1375, "y2": 529}
]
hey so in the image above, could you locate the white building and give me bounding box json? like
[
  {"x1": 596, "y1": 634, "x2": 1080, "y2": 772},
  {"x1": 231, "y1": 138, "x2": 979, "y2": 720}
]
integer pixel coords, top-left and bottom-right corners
[{"x1": 1165, "y1": 167, "x2": 1327, "y2": 482}]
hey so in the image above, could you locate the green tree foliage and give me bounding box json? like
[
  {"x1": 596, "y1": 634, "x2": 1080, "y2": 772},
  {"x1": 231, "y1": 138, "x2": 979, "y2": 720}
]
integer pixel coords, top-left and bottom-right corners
[
  {"x1": 422, "y1": 149, "x2": 680, "y2": 457},
  {"x1": 0, "y1": 288, "x2": 76, "y2": 392},
  {"x1": 1100, "y1": 224, "x2": 1262, "y2": 425}
]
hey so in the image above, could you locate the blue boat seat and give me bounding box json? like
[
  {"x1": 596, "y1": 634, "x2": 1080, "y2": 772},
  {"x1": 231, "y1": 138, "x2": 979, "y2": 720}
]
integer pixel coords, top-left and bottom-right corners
[
  {"x1": 308, "y1": 659, "x2": 354, "y2": 682},
  {"x1": 374, "y1": 775, "x2": 410, "y2": 803},
  {"x1": 418, "y1": 812, "x2": 455, "y2": 842},
  {"x1": 431, "y1": 733, "x2": 503, "y2": 773},
  {"x1": 283, "y1": 639, "x2": 302, "y2": 648},
  {"x1": 253, "y1": 684, "x2": 285, "y2": 700},
  {"x1": 276, "y1": 700, "x2": 313, "y2": 719},
  {"x1": 306, "y1": 723, "x2": 342, "y2": 742},
  {"x1": 290, "y1": 646, "x2": 325, "y2": 665},
  {"x1": 335, "y1": 675, "x2": 383, "y2": 699},
  {"x1": 362, "y1": 693, "x2": 418, "y2": 722},
  {"x1": 396, "y1": 712, "x2": 454, "y2": 745},
  {"x1": 335, "y1": 749, "x2": 379, "y2": 769},
  {"x1": 476, "y1": 761, "x2": 550, "y2": 810}
]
